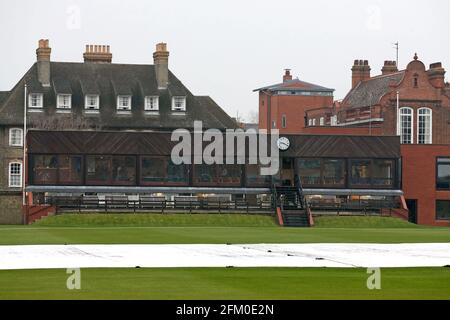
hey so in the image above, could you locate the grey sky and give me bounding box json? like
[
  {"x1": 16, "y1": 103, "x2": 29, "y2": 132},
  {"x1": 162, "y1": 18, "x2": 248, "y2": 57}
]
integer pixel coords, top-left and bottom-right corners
[{"x1": 0, "y1": 0, "x2": 448, "y2": 121}]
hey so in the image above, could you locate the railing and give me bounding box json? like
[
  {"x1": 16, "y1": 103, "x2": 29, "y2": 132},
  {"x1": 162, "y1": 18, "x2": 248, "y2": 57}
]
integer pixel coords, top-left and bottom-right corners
[
  {"x1": 45, "y1": 195, "x2": 275, "y2": 215},
  {"x1": 308, "y1": 197, "x2": 401, "y2": 215}
]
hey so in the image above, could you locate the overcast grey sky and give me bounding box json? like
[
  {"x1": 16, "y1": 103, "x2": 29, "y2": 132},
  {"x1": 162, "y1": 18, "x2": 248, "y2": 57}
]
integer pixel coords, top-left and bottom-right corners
[{"x1": 0, "y1": 0, "x2": 448, "y2": 121}]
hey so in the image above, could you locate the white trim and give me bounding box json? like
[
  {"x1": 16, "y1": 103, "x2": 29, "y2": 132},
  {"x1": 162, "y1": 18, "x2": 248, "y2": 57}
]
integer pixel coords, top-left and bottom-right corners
[
  {"x1": 171, "y1": 96, "x2": 186, "y2": 112},
  {"x1": 399, "y1": 107, "x2": 413, "y2": 144},
  {"x1": 57, "y1": 94, "x2": 72, "y2": 109},
  {"x1": 85, "y1": 95, "x2": 100, "y2": 110},
  {"x1": 144, "y1": 96, "x2": 159, "y2": 111},
  {"x1": 417, "y1": 107, "x2": 432, "y2": 144},
  {"x1": 8, "y1": 162, "x2": 22, "y2": 188},
  {"x1": 9, "y1": 128, "x2": 23, "y2": 147},
  {"x1": 117, "y1": 95, "x2": 132, "y2": 111},
  {"x1": 28, "y1": 93, "x2": 43, "y2": 109}
]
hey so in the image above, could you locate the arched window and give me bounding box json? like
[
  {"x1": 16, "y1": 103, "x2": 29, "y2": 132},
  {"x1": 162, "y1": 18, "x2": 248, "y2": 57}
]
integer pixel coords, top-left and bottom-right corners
[
  {"x1": 417, "y1": 107, "x2": 432, "y2": 144},
  {"x1": 9, "y1": 128, "x2": 23, "y2": 146},
  {"x1": 399, "y1": 107, "x2": 413, "y2": 144},
  {"x1": 8, "y1": 162, "x2": 22, "y2": 188}
]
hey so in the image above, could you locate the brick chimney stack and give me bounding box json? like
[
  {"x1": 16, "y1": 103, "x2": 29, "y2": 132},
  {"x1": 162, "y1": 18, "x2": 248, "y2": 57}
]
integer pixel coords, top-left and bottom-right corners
[
  {"x1": 83, "y1": 45, "x2": 112, "y2": 63},
  {"x1": 153, "y1": 43, "x2": 169, "y2": 89},
  {"x1": 36, "y1": 39, "x2": 51, "y2": 87},
  {"x1": 283, "y1": 69, "x2": 292, "y2": 82},
  {"x1": 351, "y1": 60, "x2": 371, "y2": 88},
  {"x1": 381, "y1": 60, "x2": 398, "y2": 75},
  {"x1": 427, "y1": 62, "x2": 446, "y2": 89}
]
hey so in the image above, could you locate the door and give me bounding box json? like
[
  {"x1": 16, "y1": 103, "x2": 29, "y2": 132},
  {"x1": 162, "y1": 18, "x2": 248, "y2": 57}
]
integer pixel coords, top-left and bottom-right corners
[
  {"x1": 280, "y1": 158, "x2": 294, "y2": 186},
  {"x1": 405, "y1": 199, "x2": 418, "y2": 224}
]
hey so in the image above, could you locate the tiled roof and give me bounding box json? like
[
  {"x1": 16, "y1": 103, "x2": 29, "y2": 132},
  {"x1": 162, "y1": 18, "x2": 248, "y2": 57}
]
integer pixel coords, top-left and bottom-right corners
[
  {"x1": 0, "y1": 62, "x2": 236, "y2": 130},
  {"x1": 343, "y1": 71, "x2": 405, "y2": 108},
  {"x1": 253, "y1": 78, "x2": 334, "y2": 92}
]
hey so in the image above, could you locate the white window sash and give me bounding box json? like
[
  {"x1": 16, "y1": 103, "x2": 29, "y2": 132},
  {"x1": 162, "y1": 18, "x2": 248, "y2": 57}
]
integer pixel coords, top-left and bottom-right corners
[
  {"x1": 85, "y1": 95, "x2": 100, "y2": 109},
  {"x1": 29, "y1": 93, "x2": 43, "y2": 108},
  {"x1": 417, "y1": 108, "x2": 432, "y2": 144},
  {"x1": 145, "y1": 96, "x2": 159, "y2": 111},
  {"x1": 8, "y1": 162, "x2": 22, "y2": 188},
  {"x1": 117, "y1": 96, "x2": 132, "y2": 110},
  {"x1": 57, "y1": 94, "x2": 72, "y2": 109},
  {"x1": 172, "y1": 96, "x2": 186, "y2": 111},
  {"x1": 9, "y1": 128, "x2": 23, "y2": 146}
]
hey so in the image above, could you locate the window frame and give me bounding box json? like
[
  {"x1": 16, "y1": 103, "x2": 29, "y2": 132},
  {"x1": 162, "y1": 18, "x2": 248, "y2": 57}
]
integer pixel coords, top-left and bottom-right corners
[
  {"x1": 417, "y1": 107, "x2": 432, "y2": 144},
  {"x1": 145, "y1": 96, "x2": 159, "y2": 112},
  {"x1": 436, "y1": 200, "x2": 450, "y2": 221},
  {"x1": 85, "y1": 95, "x2": 100, "y2": 110},
  {"x1": 8, "y1": 162, "x2": 22, "y2": 188},
  {"x1": 28, "y1": 93, "x2": 43, "y2": 109},
  {"x1": 9, "y1": 128, "x2": 23, "y2": 147},
  {"x1": 171, "y1": 96, "x2": 186, "y2": 112},
  {"x1": 117, "y1": 95, "x2": 132, "y2": 111},
  {"x1": 399, "y1": 107, "x2": 413, "y2": 144},
  {"x1": 281, "y1": 114, "x2": 287, "y2": 128},
  {"x1": 436, "y1": 157, "x2": 450, "y2": 190},
  {"x1": 57, "y1": 94, "x2": 72, "y2": 109}
]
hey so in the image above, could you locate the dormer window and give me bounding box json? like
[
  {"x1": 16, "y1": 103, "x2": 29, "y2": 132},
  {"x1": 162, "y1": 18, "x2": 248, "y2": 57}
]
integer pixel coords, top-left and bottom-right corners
[
  {"x1": 117, "y1": 95, "x2": 132, "y2": 111},
  {"x1": 28, "y1": 93, "x2": 43, "y2": 109},
  {"x1": 172, "y1": 96, "x2": 186, "y2": 112},
  {"x1": 85, "y1": 95, "x2": 100, "y2": 111},
  {"x1": 145, "y1": 96, "x2": 159, "y2": 112},
  {"x1": 57, "y1": 94, "x2": 72, "y2": 110}
]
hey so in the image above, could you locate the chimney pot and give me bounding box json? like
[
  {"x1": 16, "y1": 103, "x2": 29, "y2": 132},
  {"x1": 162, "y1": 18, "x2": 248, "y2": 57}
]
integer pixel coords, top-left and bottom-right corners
[
  {"x1": 83, "y1": 44, "x2": 112, "y2": 63},
  {"x1": 283, "y1": 69, "x2": 293, "y2": 82}
]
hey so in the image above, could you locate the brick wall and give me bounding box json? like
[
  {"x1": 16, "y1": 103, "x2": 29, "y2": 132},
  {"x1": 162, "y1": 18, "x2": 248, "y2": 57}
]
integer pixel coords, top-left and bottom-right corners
[{"x1": 0, "y1": 191, "x2": 23, "y2": 224}]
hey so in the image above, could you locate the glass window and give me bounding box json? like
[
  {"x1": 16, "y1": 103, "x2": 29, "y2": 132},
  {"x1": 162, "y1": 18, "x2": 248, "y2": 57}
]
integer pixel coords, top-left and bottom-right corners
[
  {"x1": 417, "y1": 108, "x2": 432, "y2": 144},
  {"x1": 112, "y1": 156, "x2": 136, "y2": 184},
  {"x1": 145, "y1": 96, "x2": 159, "y2": 111},
  {"x1": 372, "y1": 159, "x2": 394, "y2": 186},
  {"x1": 117, "y1": 96, "x2": 132, "y2": 111},
  {"x1": 399, "y1": 107, "x2": 413, "y2": 144},
  {"x1": 58, "y1": 155, "x2": 83, "y2": 184},
  {"x1": 9, "y1": 128, "x2": 23, "y2": 146},
  {"x1": 193, "y1": 164, "x2": 241, "y2": 185},
  {"x1": 9, "y1": 162, "x2": 22, "y2": 188},
  {"x1": 141, "y1": 157, "x2": 187, "y2": 185},
  {"x1": 33, "y1": 155, "x2": 58, "y2": 184},
  {"x1": 322, "y1": 159, "x2": 345, "y2": 187},
  {"x1": 437, "y1": 158, "x2": 450, "y2": 190},
  {"x1": 281, "y1": 114, "x2": 287, "y2": 128},
  {"x1": 57, "y1": 94, "x2": 71, "y2": 109},
  {"x1": 246, "y1": 164, "x2": 271, "y2": 186},
  {"x1": 172, "y1": 96, "x2": 186, "y2": 111},
  {"x1": 436, "y1": 200, "x2": 450, "y2": 220},
  {"x1": 86, "y1": 155, "x2": 111, "y2": 184},
  {"x1": 29, "y1": 93, "x2": 43, "y2": 108},
  {"x1": 350, "y1": 160, "x2": 371, "y2": 186},
  {"x1": 297, "y1": 159, "x2": 321, "y2": 186},
  {"x1": 319, "y1": 117, "x2": 324, "y2": 126},
  {"x1": 85, "y1": 95, "x2": 99, "y2": 110}
]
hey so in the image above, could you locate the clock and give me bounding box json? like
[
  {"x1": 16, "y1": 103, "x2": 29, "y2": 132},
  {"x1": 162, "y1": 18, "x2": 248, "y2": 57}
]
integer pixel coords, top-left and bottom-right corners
[{"x1": 276, "y1": 136, "x2": 290, "y2": 151}]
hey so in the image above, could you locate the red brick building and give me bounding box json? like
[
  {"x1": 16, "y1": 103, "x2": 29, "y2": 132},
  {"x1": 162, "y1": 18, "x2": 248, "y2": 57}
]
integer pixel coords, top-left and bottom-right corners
[
  {"x1": 255, "y1": 70, "x2": 334, "y2": 133},
  {"x1": 301, "y1": 54, "x2": 450, "y2": 226}
]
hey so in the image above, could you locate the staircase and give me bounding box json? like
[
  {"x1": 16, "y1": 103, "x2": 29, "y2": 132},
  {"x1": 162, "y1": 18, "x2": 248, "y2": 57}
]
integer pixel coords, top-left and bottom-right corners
[{"x1": 274, "y1": 183, "x2": 311, "y2": 227}]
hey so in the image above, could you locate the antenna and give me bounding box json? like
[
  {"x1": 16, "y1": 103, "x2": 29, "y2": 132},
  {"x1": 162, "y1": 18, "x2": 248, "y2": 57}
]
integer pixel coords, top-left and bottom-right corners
[{"x1": 393, "y1": 42, "x2": 399, "y2": 67}]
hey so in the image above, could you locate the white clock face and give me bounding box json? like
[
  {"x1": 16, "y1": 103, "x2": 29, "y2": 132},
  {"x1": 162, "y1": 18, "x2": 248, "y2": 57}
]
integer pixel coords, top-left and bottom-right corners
[{"x1": 277, "y1": 137, "x2": 290, "y2": 150}]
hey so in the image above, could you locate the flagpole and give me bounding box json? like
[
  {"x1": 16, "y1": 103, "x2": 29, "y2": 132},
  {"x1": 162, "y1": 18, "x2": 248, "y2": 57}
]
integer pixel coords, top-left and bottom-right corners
[{"x1": 23, "y1": 83, "x2": 27, "y2": 206}]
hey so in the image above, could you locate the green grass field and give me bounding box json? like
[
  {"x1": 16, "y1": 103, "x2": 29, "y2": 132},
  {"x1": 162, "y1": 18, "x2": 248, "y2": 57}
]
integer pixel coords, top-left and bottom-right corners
[{"x1": 1, "y1": 214, "x2": 449, "y2": 300}]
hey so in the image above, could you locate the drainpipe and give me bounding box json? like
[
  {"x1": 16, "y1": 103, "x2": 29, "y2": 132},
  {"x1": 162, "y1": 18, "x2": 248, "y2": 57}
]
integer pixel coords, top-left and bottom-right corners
[{"x1": 396, "y1": 91, "x2": 400, "y2": 136}]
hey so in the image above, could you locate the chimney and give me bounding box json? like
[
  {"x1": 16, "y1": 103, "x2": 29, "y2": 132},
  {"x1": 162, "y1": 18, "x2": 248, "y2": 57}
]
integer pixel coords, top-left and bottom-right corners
[
  {"x1": 153, "y1": 43, "x2": 169, "y2": 89},
  {"x1": 83, "y1": 45, "x2": 112, "y2": 63},
  {"x1": 36, "y1": 39, "x2": 51, "y2": 87},
  {"x1": 283, "y1": 69, "x2": 292, "y2": 82},
  {"x1": 351, "y1": 59, "x2": 371, "y2": 88},
  {"x1": 381, "y1": 60, "x2": 398, "y2": 75},
  {"x1": 427, "y1": 62, "x2": 446, "y2": 89}
]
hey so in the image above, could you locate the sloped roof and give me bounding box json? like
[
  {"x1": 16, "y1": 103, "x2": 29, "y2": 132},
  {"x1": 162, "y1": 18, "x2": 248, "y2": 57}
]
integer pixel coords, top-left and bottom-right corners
[
  {"x1": 0, "y1": 62, "x2": 236, "y2": 130},
  {"x1": 253, "y1": 78, "x2": 334, "y2": 92},
  {"x1": 282, "y1": 134, "x2": 401, "y2": 158},
  {"x1": 343, "y1": 71, "x2": 405, "y2": 108}
]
